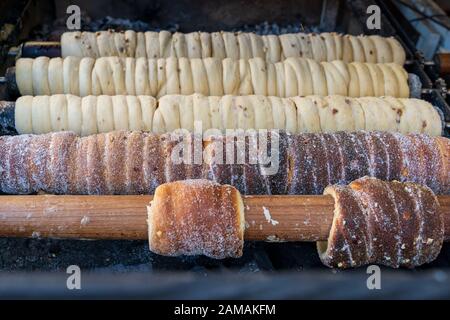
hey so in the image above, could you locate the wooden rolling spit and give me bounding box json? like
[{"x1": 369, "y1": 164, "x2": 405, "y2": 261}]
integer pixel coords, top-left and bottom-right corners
[
  {"x1": 16, "y1": 41, "x2": 62, "y2": 58},
  {"x1": 0, "y1": 194, "x2": 449, "y2": 242}
]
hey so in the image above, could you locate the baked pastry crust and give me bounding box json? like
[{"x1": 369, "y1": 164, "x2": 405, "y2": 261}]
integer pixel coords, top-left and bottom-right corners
[
  {"x1": 318, "y1": 177, "x2": 444, "y2": 268},
  {"x1": 147, "y1": 179, "x2": 245, "y2": 259}
]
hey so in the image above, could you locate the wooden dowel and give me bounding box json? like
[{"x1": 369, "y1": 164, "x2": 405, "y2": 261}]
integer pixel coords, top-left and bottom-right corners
[
  {"x1": 438, "y1": 53, "x2": 450, "y2": 75},
  {"x1": 0, "y1": 195, "x2": 449, "y2": 242},
  {"x1": 21, "y1": 41, "x2": 62, "y2": 58}
]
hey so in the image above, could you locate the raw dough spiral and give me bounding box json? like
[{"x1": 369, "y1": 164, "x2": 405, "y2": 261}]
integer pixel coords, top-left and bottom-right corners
[
  {"x1": 61, "y1": 30, "x2": 406, "y2": 64},
  {"x1": 16, "y1": 56, "x2": 410, "y2": 98}
]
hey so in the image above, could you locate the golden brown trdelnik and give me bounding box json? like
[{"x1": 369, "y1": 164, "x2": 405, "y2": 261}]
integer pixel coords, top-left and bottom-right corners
[
  {"x1": 147, "y1": 179, "x2": 245, "y2": 259},
  {"x1": 318, "y1": 177, "x2": 444, "y2": 268},
  {"x1": 0, "y1": 130, "x2": 448, "y2": 195}
]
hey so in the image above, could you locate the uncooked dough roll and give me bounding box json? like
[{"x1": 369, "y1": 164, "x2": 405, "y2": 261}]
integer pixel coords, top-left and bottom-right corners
[
  {"x1": 61, "y1": 30, "x2": 406, "y2": 64},
  {"x1": 318, "y1": 177, "x2": 444, "y2": 268},
  {"x1": 14, "y1": 94, "x2": 442, "y2": 136},
  {"x1": 16, "y1": 58, "x2": 34, "y2": 95},
  {"x1": 15, "y1": 94, "x2": 157, "y2": 136},
  {"x1": 15, "y1": 56, "x2": 410, "y2": 97},
  {"x1": 147, "y1": 179, "x2": 245, "y2": 259}
]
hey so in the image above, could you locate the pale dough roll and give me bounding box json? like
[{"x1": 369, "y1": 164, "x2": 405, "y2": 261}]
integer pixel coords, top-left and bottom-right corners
[
  {"x1": 137, "y1": 95, "x2": 157, "y2": 131},
  {"x1": 185, "y1": 32, "x2": 202, "y2": 59},
  {"x1": 96, "y1": 31, "x2": 116, "y2": 57},
  {"x1": 284, "y1": 61, "x2": 298, "y2": 97},
  {"x1": 125, "y1": 96, "x2": 143, "y2": 131},
  {"x1": 357, "y1": 97, "x2": 389, "y2": 131},
  {"x1": 61, "y1": 32, "x2": 83, "y2": 57},
  {"x1": 322, "y1": 62, "x2": 348, "y2": 96},
  {"x1": 63, "y1": 56, "x2": 81, "y2": 96},
  {"x1": 297, "y1": 33, "x2": 313, "y2": 59},
  {"x1": 310, "y1": 34, "x2": 327, "y2": 62},
  {"x1": 371, "y1": 35, "x2": 393, "y2": 63},
  {"x1": 172, "y1": 32, "x2": 187, "y2": 58},
  {"x1": 249, "y1": 33, "x2": 265, "y2": 58},
  {"x1": 365, "y1": 63, "x2": 385, "y2": 97},
  {"x1": 387, "y1": 37, "x2": 406, "y2": 65},
  {"x1": 274, "y1": 62, "x2": 286, "y2": 97},
  {"x1": 222, "y1": 32, "x2": 239, "y2": 59},
  {"x1": 167, "y1": 57, "x2": 183, "y2": 96},
  {"x1": 285, "y1": 58, "x2": 313, "y2": 96},
  {"x1": 389, "y1": 63, "x2": 410, "y2": 98},
  {"x1": 135, "y1": 32, "x2": 146, "y2": 57},
  {"x1": 346, "y1": 97, "x2": 366, "y2": 130},
  {"x1": 178, "y1": 57, "x2": 194, "y2": 95},
  {"x1": 323, "y1": 95, "x2": 355, "y2": 131},
  {"x1": 192, "y1": 93, "x2": 212, "y2": 130},
  {"x1": 14, "y1": 94, "x2": 442, "y2": 136},
  {"x1": 346, "y1": 64, "x2": 360, "y2": 97},
  {"x1": 237, "y1": 33, "x2": 252, "y2": 60},
  {"x1": 204, "y1": 57, "x2": 223, "y2": 96},
  {"x1": 16, "y1": 57, "x2": 410, "y2": 98},
  {"x1": 154, "y1": 94, "x2": 182, "y2": 132},
  {"x1": 147, "y1": 58, "x2": 158, "y2": 96},
  {"x1": 190, "y1": 58, "x2": 209, "y2": 95},
  {"x1": 61, "y1": 31, "x2": 406, "y2": 64},
  {"x1": 96, "y1": 95, "x2": 114, "y2": 133},
  {"x1": 266, "y1": 63, "x2": 277, "y2": 96},
  {"x1": 16, "y1": 58, "x2": 34, "y2": 95},
  {"x1": 49, "y1": 94, "x2": 69, "y2": 132},
  {"x1": 14, "y1": 96, "x2": 34, "y2": 133},
  {"x1": 378, "y1": 63, "x2": 399, "y2": 97},
  {"x1": 48, "y1": 57, "x2": 64, "y2": 94},
  {"x1": 67, "y1": 94, "x2": 82, "y2": 135},
  {"x1": 263, "y1": 34, "x2": 282, "y2": 63},
  {"x1": 92, "y1": 57, "x2": 115, "y2": 95},
  {"x1": 81, "y1": 95, "x2": 98, "y2": 136},
  {"x1": 307, "y1": 59, "x2": 327, "y2": 97},
  {"x1": 79, "y1": 57, "x2": 95, "y2": 97},
  {"x1": 31, "y1": 95, "x2": 51, "y2": 134},
  {"x1": 112, "y1": 95, "x2": 130, "y2": 130},
  {"x1": 178, "y1": 95, "x2": 195, "y2": 131},
  {"x1": 279, "y1": 34, "x2": 300, "y2": 58},
  {"x1": 358, "y1": 36, "x2": 377, "y2": 63},
  {"x1": 124, "y1": 30, "x2": 137, "y2": 58},
  {"x1": 268, "y1": 96, "x2": 287, "y2": 130},
  {"x1": 156, "y1": 58, "x2": 167, "y2": 97},
  {"x1": 222, "y1": 58, "x2": 240, "y2": 95},
  {"x1": 322, "y1": 33, "x2": 337, "y2": 61},
  {"x1": 199, "y1": 32, "x2": 212, "y2": 58},
  {"x1": 333, "y1": 33, "x2": 344, "y2": 60},
  {"x1": 239, "y1": 59, "x2": 253, "y2": 95},
  {"x1": 124, "y1": 57, "x2": 136, "y2": 96},
  {"x1": 211, "y1": 32, "x2": 226, "y2": 59},
  {"x1": 32, "y1": 57, "x2": 51, "y2": 95},
  {"x1": 341, "y1": 35, "x2": 353, "y2": 62},
  {"x1": 248, "y1": 57, "x2": 267, "y2": 95},
  {"x1": 348, "y1": 36, "x2": 366, "y2": 62},
  {"x1": 145, "y1": 31, "x2": 160, "y2": 59},
  {"x1": 290, "y1": 96, "x2": 321, "y2": 133},
  {"x1": 351, "y1": 62, "x2": 375, "y2": 96}
]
